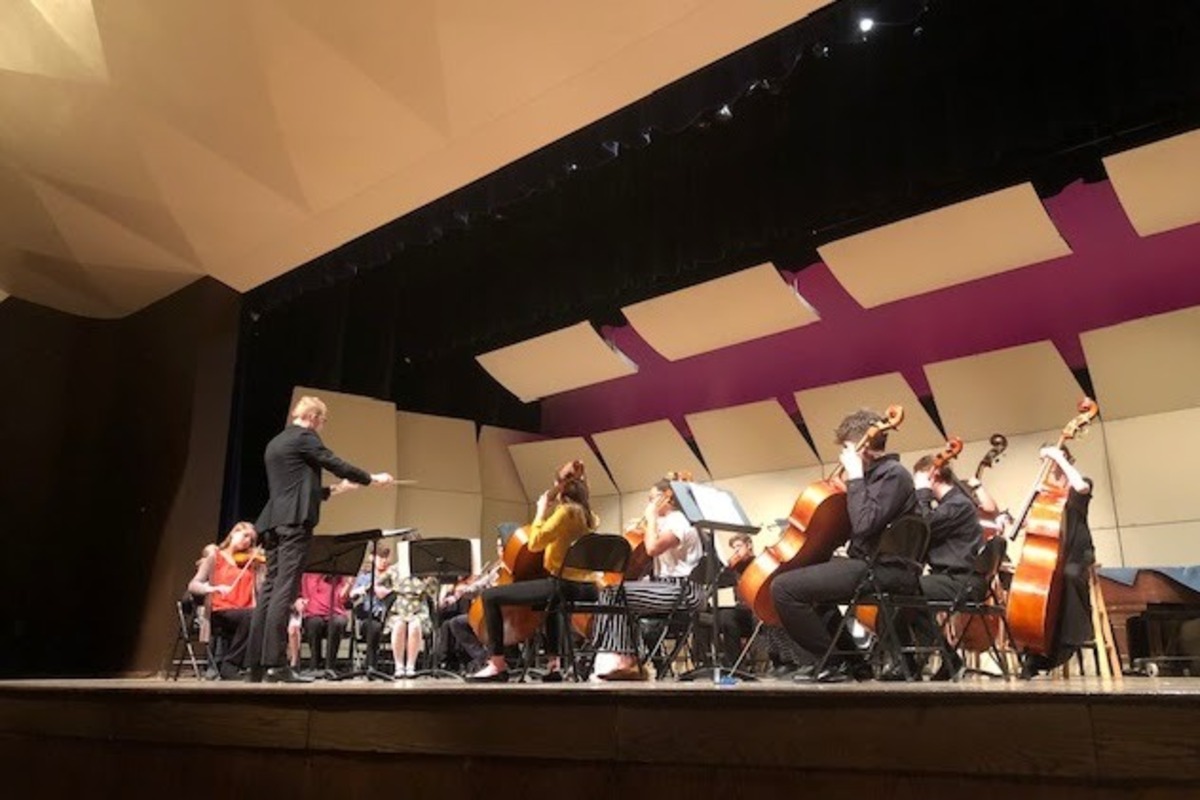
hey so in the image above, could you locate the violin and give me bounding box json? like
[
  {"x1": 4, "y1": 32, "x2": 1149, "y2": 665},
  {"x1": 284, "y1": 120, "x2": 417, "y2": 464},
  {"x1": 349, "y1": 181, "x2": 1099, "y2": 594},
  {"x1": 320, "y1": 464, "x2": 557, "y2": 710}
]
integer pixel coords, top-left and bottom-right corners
[
  {"x1": 738, "y1": 405, "x2": 905, "y2": 624},
  {"x1": 232, "y1": 548, "x2": 266, "y2": 567},
  {"x1": 1005, "y1": 398, "x2": 1099, "y2": 656}
]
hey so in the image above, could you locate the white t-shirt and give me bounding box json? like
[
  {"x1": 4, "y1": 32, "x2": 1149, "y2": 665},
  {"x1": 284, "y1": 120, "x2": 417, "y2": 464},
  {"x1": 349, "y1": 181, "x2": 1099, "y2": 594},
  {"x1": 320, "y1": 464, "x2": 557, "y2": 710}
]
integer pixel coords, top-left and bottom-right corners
[{"x1": 652, "y1": 510, "x2": 703, "y2": 579}]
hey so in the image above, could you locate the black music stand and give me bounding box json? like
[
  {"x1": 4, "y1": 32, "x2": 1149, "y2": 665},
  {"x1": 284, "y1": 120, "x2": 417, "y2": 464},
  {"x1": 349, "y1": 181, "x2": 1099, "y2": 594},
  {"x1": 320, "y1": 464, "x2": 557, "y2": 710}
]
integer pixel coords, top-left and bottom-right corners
[
  {"x1": 301, "y1": 532, "x2": 370, "y2": 679},
  {"x1": 408, "y1": 537, "x2": 474, "y2": 680},
  {"x1": 329, "y1": 527, "x2": 417, "y2": 682},
  {"x1": 669, "y1": 481, "x2": 760, "y2": 683}
]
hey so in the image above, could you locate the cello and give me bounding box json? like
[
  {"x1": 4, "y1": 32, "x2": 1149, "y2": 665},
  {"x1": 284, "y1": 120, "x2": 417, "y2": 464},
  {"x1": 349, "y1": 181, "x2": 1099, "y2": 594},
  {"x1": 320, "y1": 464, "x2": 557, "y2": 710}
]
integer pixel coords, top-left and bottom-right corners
[
  {"x1": 1005, "y1": 398, "x2": 1099, "y2": 656},
  {"x1": 468, "y1": 460, "x2": 587, "y2": 646},
  {"x1": 737, "y1": 405, "x2": 905, "y2": 624}
]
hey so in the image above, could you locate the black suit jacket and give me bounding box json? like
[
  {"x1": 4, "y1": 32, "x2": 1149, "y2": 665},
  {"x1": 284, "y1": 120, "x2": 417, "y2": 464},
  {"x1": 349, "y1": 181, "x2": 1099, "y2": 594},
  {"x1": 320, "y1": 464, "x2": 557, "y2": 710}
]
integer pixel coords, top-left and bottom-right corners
[{"x1": 255, "y1": 424, "x2": 372, "y2": 532}]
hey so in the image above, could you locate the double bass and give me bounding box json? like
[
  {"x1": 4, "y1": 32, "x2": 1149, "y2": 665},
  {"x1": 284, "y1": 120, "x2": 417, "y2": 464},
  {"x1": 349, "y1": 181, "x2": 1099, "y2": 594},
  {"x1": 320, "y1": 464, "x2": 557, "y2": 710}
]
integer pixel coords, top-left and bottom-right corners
[
  {"x1": 468, "y1": 460, "x2": 586, "y2": 646},
  {"x1": 1005, "y1": 398, "x2": 1099, "y2": 656},
  {"x1": 737, "y1": 405, "x2": 905, "y2": 624}
]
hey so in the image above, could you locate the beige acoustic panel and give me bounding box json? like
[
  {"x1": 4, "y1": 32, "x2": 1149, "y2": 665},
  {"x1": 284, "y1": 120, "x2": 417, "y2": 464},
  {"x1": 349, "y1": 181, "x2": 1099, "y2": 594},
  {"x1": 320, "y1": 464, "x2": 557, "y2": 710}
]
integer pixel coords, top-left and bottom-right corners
[
  {"x1": 621, "y1": 263, "x2": 819, "y2": 361},
  {"x1": 590, "y1": 494, "x2": 623, "y2": 536},
  {"x1": 1081, "y1": 305, "x2": 1200, "y2": 421},
  {"x1": 591, "y1": 419, "x2": 710, "y2": 494},
  {"x1": 1091, "y1": 528, "x2": 1125, "y2": 571},
  {"x1": 395, "y1": 410, "x2": 480, "y2": 493},
  {"x1": 687, "y1": 400, "x2": 819, "y2": 480},
  {"x1": 507, "y1": 437, "x2": 617, "y2": 501},
  {"x1": 478, "y1": 425, "x2": 542, "y2": 502},
  {"x1": 395, "y1": 487, "x2": 483, "y2": 539},
  {"x1": 794, "y1": 372, "x2": 945, "y2": 462},
  {"x1": 1117, "y1": 521, "x2": 1200, "y2": 568},
  {"x1": 288, "y1": 387, "x2": 398, "y2": 536},
  {"x1": 480, "y1": 499, "x2": 531, "y2": 547},
  {"x1": 1104, "y1": 129, "x2": 1200, "y2": 237},
  {"x1": 477, "y1": 322, "x2": 637, "y2": 402},
  {"x1": 1104, "y1": 408, "x2": 1200, "y2": 528},
  {"x1": 818, "y1": 184, "x2": 1071, "y2": 308},
  {"x1": 925, "y1": 342, "x2": 1086, "y2": 440}
]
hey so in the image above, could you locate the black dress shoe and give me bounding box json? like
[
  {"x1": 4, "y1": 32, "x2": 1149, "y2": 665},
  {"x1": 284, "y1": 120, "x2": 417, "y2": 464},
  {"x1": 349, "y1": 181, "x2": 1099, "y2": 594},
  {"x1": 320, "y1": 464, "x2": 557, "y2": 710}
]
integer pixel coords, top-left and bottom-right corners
[
  {"x1": 815, "y1": 661, "x2": 854, "y2": 683},
  {"x1": 465, "y1": 670, "x2": 510, "y2": 683},
  {"x1": 246, "y1": 666, "x2": 265, "y2": 684},
  {"x1": 265, "y1": 666, "x2": 315, "y2": 684}
]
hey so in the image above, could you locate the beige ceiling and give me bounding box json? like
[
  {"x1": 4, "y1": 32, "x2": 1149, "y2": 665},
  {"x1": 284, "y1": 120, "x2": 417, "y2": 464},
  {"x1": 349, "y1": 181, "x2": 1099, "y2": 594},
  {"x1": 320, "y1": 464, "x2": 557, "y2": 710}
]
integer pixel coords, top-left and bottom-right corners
[{"x1": 0, "y1": 0, "x2": 826, "y2": 318}]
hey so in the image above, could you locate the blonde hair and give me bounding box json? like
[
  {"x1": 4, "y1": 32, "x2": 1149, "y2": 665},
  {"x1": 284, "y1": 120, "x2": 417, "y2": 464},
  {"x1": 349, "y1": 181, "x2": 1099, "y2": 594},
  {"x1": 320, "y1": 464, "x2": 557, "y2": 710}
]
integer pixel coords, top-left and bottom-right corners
[
  {"x1": 291, "y1": 396, "x2": 328, "y2": 423},
  {"x1": 218, "y1": 521, "x2": 256, "y2": 551}
]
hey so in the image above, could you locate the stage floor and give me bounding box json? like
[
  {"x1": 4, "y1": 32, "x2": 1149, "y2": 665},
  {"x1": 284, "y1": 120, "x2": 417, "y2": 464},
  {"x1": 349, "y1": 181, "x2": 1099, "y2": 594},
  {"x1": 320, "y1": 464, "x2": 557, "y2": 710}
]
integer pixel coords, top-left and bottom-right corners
[{"x1": 3, "y1": 673, "x2": 1199, "y2": 799}]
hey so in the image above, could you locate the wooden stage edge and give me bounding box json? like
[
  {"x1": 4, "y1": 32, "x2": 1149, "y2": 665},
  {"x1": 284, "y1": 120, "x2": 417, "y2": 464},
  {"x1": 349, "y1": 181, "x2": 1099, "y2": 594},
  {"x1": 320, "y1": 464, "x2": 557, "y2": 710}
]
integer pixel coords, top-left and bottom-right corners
[{"x1": 2, "y1": 676, "x2": 1200, "y2": 799}]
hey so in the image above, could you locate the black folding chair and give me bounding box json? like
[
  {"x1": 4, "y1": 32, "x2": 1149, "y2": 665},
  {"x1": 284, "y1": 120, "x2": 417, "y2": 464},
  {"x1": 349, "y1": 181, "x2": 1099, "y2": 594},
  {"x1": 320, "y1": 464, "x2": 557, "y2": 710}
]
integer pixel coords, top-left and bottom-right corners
[
  {"x1": 815, "y1": 515, "x2": 938, "y2": 681},
  {"x1": 550, "y1": 533, "x2": 634, "y2": 681},
  {"x1": 166, "y1": 593, "x2": 207, "y2": 681},
  {"x1": 937, "y1": 536, "x2": 1015, "y2": 678},
  {"x1": 637, "y1": 556, "x2": 711, "y2": 679}
]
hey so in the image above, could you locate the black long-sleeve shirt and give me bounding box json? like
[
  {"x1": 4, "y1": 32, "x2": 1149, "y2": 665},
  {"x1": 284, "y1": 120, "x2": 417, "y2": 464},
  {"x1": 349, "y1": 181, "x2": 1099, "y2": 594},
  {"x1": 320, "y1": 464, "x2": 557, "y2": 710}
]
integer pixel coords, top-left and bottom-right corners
[
  {"x1": 915, "y1": 484, "x2": 984, "y2": 573},
  {"x1": 845, "y1": 454, "x2": 917, "y2": 559}
]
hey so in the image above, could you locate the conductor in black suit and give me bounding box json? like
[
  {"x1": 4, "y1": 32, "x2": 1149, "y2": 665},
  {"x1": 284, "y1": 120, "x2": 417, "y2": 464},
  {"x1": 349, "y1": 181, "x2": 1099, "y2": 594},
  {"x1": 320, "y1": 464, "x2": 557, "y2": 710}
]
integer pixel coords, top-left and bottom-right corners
[{"x1": 246, "y1": 395, "x2": 393, "y2": 682}]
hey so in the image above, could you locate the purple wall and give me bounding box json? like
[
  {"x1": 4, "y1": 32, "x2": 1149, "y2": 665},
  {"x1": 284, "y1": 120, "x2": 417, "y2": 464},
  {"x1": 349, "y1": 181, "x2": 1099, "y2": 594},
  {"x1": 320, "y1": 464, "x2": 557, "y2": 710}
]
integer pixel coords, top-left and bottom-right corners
[{"x1": 541, "y1": 180, "x2": 1200, "y2": 437}]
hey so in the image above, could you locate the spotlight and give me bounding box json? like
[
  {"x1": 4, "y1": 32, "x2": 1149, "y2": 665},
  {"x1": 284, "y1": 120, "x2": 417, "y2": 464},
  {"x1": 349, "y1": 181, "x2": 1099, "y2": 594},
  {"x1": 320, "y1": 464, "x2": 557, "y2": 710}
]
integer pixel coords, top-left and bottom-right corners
[
  {"x1": 453, "y1": 210, "x2": 470, "y2": 227},
  {"x1": 715, "y1": 104, "x2": 733, "y2": 122},
  {"x1": 601, "y1": 140, "x2": 620, "y2": 157},
  {"x1": 811, "y1": 42, "x2": 830, "y2": 58},
  {"x1": 638, "y1": 129, "x2": 653, "y2": 146},
  {"x1": 564, "y1": 162, "x2": 578, "y2": 174},
  {"x1": 859, "y1": 17, "x2": 875, "y2": 33}
]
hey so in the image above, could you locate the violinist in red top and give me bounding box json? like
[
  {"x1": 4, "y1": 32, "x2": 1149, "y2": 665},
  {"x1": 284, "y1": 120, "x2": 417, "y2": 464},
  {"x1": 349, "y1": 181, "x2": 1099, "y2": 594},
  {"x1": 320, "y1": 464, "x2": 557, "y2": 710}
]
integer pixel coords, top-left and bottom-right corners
[{"x1": 188, "y1": 521, "x2": 263, "y2": 680}]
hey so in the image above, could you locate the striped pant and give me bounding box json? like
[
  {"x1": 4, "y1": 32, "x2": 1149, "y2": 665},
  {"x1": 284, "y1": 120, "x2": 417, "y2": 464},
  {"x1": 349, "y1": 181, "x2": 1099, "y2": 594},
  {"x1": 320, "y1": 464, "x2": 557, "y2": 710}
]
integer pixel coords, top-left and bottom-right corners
[{"x1": 593, "y1": 579, "x2": 706, "y2": 655}]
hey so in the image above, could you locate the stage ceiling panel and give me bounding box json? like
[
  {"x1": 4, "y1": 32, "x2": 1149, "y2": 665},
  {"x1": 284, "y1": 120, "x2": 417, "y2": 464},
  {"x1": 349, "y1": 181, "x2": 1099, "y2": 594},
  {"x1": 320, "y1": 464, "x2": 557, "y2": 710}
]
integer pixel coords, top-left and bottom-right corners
[
  {"x1": 1081, "y1": 304, "x2": 1200, "y2": 421},
  {"x1": 0, "y1": 0, "x2": 830, "y2": 316},
  {"x1": 592, "y1": 419, "x2": 710, "y2": 493},
  {"x1": 477, "y1": 322, "x2": 637, "y2": 402},
  {"x1": 395, "y1": 410, "x2": 480, "y2": 494},
  {"x1": 818, "y1": 184, "x2": 1071, "y2": 308},
  {"x1": 1104, "y1": 128, "x2": 1200, "y2": 237},
  {"x1": 621, "y1": 263, "x2": 819, "y2": 361},
  {"x1": 923, "y1": 342, "x2": 1087, "y2": 441},
  {"x1": 507, "y1": 437, "x2": 617, "y2": 500},
  {"x1": 289, "y1": 386, "x2": 398, "y2": 535},
  {"x1": 794, "y1": 372, "x2": 945, "y2": 462},
  {"x1": 686, "y1": 399, "x2": 819, "y2": 479}
]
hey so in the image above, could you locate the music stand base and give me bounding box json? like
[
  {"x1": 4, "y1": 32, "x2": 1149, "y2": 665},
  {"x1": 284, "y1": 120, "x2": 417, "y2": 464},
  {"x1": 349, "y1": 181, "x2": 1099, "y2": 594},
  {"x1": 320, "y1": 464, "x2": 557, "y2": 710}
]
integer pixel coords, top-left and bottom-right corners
[
  {"x1": 329, "y1": 667, "x2": 395, "y2": 682},
  {"x1": 410, "y1": 668, "x2": 466, "y2": 681},
  {"x1": 677, "y1": 665, "x2": 758, "y2": 683}
]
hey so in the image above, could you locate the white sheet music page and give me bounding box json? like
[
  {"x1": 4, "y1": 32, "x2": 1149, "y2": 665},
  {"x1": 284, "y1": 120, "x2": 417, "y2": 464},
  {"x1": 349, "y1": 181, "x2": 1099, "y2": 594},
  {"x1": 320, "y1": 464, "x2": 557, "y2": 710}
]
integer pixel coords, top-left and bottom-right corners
[{"x1": 688, "y1": 483, "x2": 746, "y2": 526}]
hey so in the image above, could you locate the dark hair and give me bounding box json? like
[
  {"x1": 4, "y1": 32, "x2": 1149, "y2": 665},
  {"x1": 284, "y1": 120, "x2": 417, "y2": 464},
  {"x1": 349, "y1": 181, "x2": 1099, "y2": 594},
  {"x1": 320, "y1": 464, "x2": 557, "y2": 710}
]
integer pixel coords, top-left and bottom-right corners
[
  {"x1": 729, "y1": 533, "x2": 753, "y2": 548},
  {"x1": 835, "y1": 409, "x2": 887, "y2": 452},
  {"x1": 559, "y1": 476, "x2": 594, "y2": 522},
  {"x1": 913, "y1": 454, "x2": 957, "y2": 485},
  {"x1": 912, "y1": 454, "x2": 936, "y2": 473},
  {"x1": 652, "y1": 479, "x2": 681, "y2": 510}
]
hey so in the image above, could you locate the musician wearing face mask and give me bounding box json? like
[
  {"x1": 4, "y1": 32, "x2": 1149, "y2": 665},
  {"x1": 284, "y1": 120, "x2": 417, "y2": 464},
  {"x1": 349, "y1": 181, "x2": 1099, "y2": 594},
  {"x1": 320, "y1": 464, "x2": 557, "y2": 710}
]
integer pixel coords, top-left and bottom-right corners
[
  {"x1": 771, "y1": 409, "x2": 920, "y2": 682},
  {"x1": 591, "y1": 479, "x2": 704, "y2": 681},
  {"x1": 911, "y1": 454, "x2": 986, "y2": 680}
]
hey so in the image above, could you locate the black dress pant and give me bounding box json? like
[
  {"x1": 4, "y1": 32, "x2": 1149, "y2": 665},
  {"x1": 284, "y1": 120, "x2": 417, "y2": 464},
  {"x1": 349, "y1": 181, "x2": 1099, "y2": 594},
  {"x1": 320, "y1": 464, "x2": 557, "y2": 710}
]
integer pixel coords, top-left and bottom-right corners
[
  {"x1": 247, "y1": 523, "x2": 311, "y2": 668},
  {"x1": 771, "y1": 557, "x2": 918, "y2": 663},
  {"x1": 480, "y1": 578, "x2": 597, "y2": 657},
  {"x1": 359, "y1": 616, "x2": 384, "y2": 670},
  {"x1": 302, "y1": 614, "x2": 348, "y2": 670},
  {"x1": 210, "y1": 608, "x2": 252, "y2": 676}
]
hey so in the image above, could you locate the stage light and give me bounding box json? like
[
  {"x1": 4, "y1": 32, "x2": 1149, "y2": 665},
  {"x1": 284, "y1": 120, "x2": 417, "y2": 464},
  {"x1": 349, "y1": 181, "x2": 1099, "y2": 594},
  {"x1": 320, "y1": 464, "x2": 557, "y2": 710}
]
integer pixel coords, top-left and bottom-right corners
[
  {"x1": 715, "y1": 104, "x2": 733, "y2": 122},
  {"x1": 811, "y1": 42, "x2": 830, "y2": 58},
  {"x1": 601, "y1": 140, "x2": 620, "y2": 157},
  {"x1": 859, "y1": 17, "x2": 875, "y2": 33},
  {"x1": 564, "y1": 162, "x2": 578, "y2": 174}
]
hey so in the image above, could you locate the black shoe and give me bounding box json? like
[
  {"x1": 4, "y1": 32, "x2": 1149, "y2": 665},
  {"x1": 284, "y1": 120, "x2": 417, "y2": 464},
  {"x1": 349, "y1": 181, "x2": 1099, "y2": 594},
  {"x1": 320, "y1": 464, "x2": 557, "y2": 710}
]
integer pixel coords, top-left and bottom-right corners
[
  {"x1": 771, "y1": 663, "x2": 805, "y2": 679},
  {"x1": 246, "y1": 666, "x2": 265, "y2": 684},
  {"x1": 264, "y1": 666, "x2": 315, "y2": 684},
  {"x1": 876, "y1": 665, "x2": 911, "y2": 682},
  {"x1": 217, "y1": 662, "x2": 241, "y2": 681},
  {"x1": 815, "y1": 661, "x2": 854, "y2": 683},
  {"x1": 465, "y1": 670, "x2": 510, "y2": 683},
  {"x1": 540, "y1": 669, "x2": 564, "y2": 683}
]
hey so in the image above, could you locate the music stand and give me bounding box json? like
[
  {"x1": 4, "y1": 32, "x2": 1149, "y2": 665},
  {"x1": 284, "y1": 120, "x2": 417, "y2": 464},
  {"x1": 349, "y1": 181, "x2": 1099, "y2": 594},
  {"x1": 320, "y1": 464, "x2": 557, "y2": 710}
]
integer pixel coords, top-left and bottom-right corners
[
  {"x1": 328, "y1": 527, "x2": 417, "y2": 681},
  {"x1": 408, "y1": 537, "x2": 474, "y2": 680},
  {"x1": 669, "y1": 481, "x2": 760, "y2": 684}
]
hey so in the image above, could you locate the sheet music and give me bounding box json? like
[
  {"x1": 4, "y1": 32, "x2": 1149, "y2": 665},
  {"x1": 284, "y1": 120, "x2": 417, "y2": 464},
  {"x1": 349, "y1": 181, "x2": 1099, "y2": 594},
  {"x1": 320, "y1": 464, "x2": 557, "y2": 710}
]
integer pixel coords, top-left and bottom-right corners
[{"x1": 687, "y1": 483, "x2": 747, "y2": 526}]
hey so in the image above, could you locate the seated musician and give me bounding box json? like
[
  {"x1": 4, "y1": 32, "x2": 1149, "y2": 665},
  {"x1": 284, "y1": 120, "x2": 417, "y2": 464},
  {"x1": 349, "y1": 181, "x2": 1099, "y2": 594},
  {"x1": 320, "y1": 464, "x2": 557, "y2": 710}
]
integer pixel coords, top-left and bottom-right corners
[
  {"x1": 692, "y1": 532, "x2": 759, "y2": 672},
  {"x1": 770, "y1": 409, "x2": 920, "y2": 682},
  {"x1": 187, "y1": 522, "x2": 262, "y2": 680},
  {"x1": 1021, "y1": 445, "x2": 1095, "y2": 677},
  {"x1": 299, "y1": 572, "x2": 352, "y2": 676},
  {"x1": 387, "y1": 572, "x2": 439, "y2": 678},
  {"x1": 911, "y1": 453, "x2": 986, "y2": 680},
  {"x1": 434, "y1": 561, "x2": 499, "y2": 673},
  {"x1": 469, "y1": 470, "x2": 598, "y2": 683},
  {"x1": 349, "y1": 544, "x2": 395, "y2": 673},
  {"x1": 592, "y1": 479, "x2": 706, "y2": 680}
]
